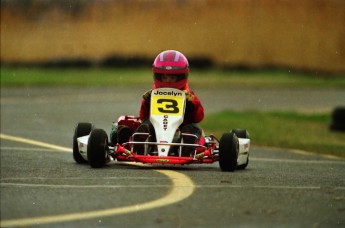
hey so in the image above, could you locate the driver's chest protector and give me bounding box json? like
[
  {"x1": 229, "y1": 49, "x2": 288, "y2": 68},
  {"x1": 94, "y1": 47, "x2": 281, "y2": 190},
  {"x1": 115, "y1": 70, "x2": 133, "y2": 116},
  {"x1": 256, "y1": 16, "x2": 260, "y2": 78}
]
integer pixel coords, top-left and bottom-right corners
[{"x1": 150, "y1": 88, "x2": 186, "y2": 156}]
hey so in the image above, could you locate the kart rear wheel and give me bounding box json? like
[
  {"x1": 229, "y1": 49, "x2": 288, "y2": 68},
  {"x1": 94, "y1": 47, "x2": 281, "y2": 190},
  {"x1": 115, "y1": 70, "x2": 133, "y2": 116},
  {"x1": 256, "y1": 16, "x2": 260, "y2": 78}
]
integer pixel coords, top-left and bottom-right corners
[
  {"x1": 219, "y1": 132, "x2": 239, "y2": 172},
  {"x1": 73, "y1": 122, "x2": 93, "y2": 164},
  {"x1": 231, "y1": 129, "x2": 249, "y2": 170},
  {"x1": 231, "y1": 129, "x2": 250, "y2": 139},
  {"x1": 87, "y1": 129, "x2": 109, "y2": 168}
]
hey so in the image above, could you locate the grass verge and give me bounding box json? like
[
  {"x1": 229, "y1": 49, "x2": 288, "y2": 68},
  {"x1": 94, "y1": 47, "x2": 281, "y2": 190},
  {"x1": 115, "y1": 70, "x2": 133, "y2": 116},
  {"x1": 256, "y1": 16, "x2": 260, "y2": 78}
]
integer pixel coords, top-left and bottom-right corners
[
  {"x1": 202, "y1": 111, "x2": 345, "y2": 158},
  {"x1": 1, "y1": 66, "x2": 345, "y2": 88}
]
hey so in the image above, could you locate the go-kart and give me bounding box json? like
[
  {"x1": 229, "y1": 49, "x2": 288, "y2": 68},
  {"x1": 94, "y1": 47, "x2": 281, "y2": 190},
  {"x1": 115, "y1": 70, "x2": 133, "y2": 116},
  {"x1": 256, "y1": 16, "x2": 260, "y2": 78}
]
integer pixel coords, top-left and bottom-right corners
[{"x1": 73, "y1": 88, "x2": 250, "y2": 172}]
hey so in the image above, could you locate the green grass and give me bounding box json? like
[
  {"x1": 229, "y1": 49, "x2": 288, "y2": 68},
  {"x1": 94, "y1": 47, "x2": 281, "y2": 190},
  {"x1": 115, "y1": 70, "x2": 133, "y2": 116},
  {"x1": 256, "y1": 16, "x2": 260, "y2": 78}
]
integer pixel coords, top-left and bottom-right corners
[
  {"x1": 1, "y1": 66, "x2": 344, "y2": 158},
  {"x1": 1, "y1": 66, "x2": 345, "y2": 88},
  {"x1": 202, "y1": 111, "x2": 345, "y2": 158},
  {"x1": 0, "y1": 67, "x2": 153, "y2": 87}
]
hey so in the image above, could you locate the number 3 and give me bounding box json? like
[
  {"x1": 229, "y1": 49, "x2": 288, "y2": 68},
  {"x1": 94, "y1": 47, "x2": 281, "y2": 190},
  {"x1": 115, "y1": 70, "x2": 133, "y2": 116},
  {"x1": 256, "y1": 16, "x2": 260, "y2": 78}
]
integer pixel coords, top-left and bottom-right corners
[{"x1": 157, "y1": 99, "x2": 179, "y2": 114}]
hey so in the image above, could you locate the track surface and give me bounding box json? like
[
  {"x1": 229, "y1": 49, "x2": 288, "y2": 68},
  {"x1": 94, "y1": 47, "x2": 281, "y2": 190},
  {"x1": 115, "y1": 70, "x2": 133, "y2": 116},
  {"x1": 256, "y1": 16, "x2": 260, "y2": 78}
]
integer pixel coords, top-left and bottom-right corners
[{"x1": 1, "y1": 87, "x2": 345, "y2": 227}]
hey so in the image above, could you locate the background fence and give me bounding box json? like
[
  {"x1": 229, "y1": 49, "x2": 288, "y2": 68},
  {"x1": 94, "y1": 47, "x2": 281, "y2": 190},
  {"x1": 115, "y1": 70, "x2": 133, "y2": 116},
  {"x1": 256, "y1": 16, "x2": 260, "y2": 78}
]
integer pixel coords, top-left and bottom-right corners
[{"x1": 1, "y1": 0, "x2": 345, "y2": 73}]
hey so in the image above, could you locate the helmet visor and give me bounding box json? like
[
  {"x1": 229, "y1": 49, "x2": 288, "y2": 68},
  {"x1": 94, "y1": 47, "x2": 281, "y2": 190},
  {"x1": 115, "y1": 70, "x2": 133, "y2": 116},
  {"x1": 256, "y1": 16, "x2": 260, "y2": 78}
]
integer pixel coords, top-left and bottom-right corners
[{"x1": 154, "y1": 73, "x2": 187, "y2": 82}]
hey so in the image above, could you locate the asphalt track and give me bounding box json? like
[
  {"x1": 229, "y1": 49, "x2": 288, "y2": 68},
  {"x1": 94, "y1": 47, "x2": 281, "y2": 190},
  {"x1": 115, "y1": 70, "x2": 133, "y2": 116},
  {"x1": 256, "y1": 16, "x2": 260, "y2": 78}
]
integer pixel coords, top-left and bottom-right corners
[{"x1": 1, "y1": 86, "x2": 345, "y2": 227}]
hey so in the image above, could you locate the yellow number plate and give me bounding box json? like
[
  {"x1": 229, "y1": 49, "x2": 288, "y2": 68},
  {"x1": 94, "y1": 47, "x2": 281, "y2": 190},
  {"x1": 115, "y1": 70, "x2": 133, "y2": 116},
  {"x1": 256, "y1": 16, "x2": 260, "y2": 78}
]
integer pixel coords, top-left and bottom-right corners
[{"x1": 151, "y1": 96, "x2": 184, "y2": 116}]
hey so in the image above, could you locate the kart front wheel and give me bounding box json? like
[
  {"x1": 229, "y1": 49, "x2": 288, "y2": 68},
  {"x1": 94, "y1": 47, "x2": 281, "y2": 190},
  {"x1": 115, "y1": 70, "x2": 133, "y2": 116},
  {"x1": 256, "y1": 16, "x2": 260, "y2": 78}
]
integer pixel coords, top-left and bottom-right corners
[
  {"x1": 87, "y1": 129, "x2": 109, "y2": 168},
  {"x1": 73, "y1": 122, "x2": 93, "y2": 164},
  {"x1": 219, "y1": 132, "x2": 239, "y2": 172}
]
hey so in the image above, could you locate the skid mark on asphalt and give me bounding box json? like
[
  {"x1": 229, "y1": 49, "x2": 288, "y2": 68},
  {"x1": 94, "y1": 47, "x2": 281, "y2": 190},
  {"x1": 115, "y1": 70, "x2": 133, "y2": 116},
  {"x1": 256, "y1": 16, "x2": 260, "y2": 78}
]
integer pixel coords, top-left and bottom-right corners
[{"x1": 0, "y1": 133, "x2": 196, "y2": 227}]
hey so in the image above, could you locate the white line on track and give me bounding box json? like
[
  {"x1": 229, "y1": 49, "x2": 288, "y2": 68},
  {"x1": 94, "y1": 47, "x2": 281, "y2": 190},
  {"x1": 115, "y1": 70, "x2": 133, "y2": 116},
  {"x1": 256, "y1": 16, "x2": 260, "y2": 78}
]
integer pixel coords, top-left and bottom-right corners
[
  {"x1": 196, "y1": 185, "x2": 345, "y2": 190},
  {"x1": 0, "y1": 182, "x2": 175, "y2": 189},
  {"x1": 0, "y1": 133, "x2": 196, "y2": 227},
  {"x1": 259, "y1": 146, "x2": 345, "y2": 160},
  {"x1": 1, "y1": 177, "x2": 166, "y2": 180},
  {"x1": 250, "y1": 157, "x2": 345, "y2": 164},
  {"x1": 2, "y1": 182, "x2": 344, "y2": 190}
]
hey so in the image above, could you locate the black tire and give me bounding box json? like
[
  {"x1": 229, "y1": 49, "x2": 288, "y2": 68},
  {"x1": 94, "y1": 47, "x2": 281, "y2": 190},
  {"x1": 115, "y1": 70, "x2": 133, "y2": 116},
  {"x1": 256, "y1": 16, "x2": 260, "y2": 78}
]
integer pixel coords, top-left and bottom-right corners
[
  {"x1": 219, "y1": 132, "x2": 239, "y2": 172},
  {"x1": 87, "y1": 129, "x2": 109, "y2": 168},
  {"x1": 332, "y1": 107, "x2": 345, "y2": 123},
  {"x1": 231, "y1": 129, "x2": 250, "y2": 139},
  {"x1": 330, "y1": 123, "x2": 345, "y2": 132},
  {"x1": 330, "y1": 107, "x2": 345, "y2": 132},
  {"x1": 73, "y1": 122, "x2": 93, "y2": 164}
]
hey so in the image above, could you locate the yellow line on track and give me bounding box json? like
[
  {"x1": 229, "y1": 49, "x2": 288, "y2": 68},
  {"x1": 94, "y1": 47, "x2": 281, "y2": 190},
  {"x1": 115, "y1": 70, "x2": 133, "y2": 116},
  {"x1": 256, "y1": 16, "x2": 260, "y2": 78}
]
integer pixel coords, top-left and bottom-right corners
[
  {"x1": 0, "y1": 133, "x2": 196, "y2": 227},
  {"x1": 0, "y1": 134, "x2": 71, "y2": 152}
]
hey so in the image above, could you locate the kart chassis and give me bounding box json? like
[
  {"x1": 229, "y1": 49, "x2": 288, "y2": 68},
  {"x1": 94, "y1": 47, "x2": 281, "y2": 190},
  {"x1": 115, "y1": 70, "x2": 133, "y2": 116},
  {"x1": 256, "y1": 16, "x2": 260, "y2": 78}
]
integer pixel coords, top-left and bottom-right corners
[{"x1": 74, "y1": 88, "x2": 250, "y2": 171}]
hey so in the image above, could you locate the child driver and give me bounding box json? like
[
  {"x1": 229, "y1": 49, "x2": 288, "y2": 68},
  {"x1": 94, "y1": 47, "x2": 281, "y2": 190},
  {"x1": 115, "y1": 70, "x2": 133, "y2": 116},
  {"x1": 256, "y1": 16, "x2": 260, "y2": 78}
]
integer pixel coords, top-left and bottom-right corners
[{"x1": 136, "y1": 50, "x2": 204, "y2": 155}]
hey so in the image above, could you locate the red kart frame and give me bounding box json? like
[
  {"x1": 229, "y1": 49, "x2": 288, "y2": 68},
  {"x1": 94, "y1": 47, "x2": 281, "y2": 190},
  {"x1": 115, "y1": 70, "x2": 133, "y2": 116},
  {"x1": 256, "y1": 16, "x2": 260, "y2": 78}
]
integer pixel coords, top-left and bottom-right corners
[{"x1": 112, "y1": 115, "x2": 219, "y2": 165}]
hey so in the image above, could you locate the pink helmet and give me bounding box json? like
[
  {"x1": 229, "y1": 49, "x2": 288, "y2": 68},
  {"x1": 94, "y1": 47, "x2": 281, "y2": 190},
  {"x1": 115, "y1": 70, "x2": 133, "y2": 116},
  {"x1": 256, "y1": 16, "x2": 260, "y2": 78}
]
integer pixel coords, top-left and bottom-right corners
[{"x1": 152, "y1": 50, "x2": 189, "y2": 90}]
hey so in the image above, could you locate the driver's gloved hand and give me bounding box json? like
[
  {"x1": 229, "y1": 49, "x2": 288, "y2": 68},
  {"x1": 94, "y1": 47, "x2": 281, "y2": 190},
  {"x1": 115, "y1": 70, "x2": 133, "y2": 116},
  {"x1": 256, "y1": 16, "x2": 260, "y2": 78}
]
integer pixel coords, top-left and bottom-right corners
[
  {"x1": 183, "y1": 90, "x2": 194, "y2": 102},
  {"x1": 142, "y1": 89, "x2": 152, "y2": 102}
]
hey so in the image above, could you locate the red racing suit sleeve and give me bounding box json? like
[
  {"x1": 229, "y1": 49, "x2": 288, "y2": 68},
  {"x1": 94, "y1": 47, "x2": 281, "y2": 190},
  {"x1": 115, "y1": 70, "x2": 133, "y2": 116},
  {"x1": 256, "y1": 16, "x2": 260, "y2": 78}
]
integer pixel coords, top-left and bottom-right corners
[
  {"x1": 183, "y1": 90, "x2": 204, "y2": 124},
  {"x1": 139, "y1": 99, "x2": 150, "y2": 121},
  {"x1": 139, "y1": 90, "x2": 204, "y2": 124}
]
